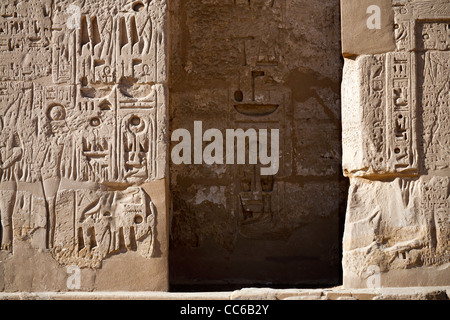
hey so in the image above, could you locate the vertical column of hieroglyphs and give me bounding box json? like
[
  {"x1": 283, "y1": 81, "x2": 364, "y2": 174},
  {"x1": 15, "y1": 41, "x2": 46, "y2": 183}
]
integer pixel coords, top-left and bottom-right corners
[
  {"x1": 341, "y1": 0, "x2": 449, "y2": 287},
  {"x1": 0, "y1": 0, "x2": 168, "y2": 274},
  {"x1": 228, "y1": 0, "x2": 292, "y2": 241}
]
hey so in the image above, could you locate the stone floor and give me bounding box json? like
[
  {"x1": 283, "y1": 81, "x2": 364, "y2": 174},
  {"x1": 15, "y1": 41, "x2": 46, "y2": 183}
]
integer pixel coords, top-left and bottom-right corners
[{"x1": 1, "y1": 287, "x2": 449, "y2": 300}]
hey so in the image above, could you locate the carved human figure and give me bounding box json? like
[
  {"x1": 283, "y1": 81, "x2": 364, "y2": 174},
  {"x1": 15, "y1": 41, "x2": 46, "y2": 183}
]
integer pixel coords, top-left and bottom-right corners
[
  {"x1": 0, "y1": 116, "x2": 23, "y2": 251},
  {"x1": 39, "y1": 105, "x2": 69, "y2": 249}
]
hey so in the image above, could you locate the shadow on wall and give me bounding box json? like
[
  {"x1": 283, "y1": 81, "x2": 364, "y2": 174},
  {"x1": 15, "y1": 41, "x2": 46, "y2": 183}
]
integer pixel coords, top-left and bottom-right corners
[{"x1": 168, "y1": 0, "x2": 348, "y2": 291}]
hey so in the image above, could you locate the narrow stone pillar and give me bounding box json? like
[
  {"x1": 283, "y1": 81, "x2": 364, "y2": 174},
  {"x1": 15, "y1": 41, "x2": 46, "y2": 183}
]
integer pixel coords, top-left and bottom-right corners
[
  {"x1": 0, "y1": 0, "x2": 169, "y2": 291},
  {"x1": 341, "y1": 0, "x2": 450, "y2": 288}
]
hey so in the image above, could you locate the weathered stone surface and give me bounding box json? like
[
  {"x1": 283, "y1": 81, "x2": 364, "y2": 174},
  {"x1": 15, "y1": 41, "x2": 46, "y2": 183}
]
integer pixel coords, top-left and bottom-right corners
[
  {"x1": 0, "y1": 286, "x2": 449, "y2": 300},
  {"x1": 373, "y1": 289, "x2": 448, "y2": 300},
  {"x1": 0, "y1": 0, "x2": 169, "y2": 291},
  {"x1": 342, "y1": 0, "x2": 450, "y2": 288},
  {"x1": 169, "y1": 0, "x2": 346, "y2": 289},
  {"x1": 1, "y1": 0, "x2": 447, "y2": 294}
]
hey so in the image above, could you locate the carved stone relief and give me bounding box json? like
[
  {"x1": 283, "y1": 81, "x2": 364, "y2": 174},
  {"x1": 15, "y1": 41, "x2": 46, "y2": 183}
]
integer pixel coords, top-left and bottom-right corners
[
  {"x1": 170, "y1": 0, "x2": 344, "y2": 287},
  {"x1": 0, "y1": 0, "x2": 168, "y2": 291},
  {"x1": 342, "y1": 0, "x2": 450, "y2": 288}
]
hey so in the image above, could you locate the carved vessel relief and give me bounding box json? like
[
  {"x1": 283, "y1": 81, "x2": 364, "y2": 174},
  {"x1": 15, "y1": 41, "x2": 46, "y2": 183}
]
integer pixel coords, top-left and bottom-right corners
[
  {"x1": 0, "y1": 0, "x2": 168, "y2": 269},
  {"x1": 226, "y1": 3, "x2": 294, "y2": 240}
]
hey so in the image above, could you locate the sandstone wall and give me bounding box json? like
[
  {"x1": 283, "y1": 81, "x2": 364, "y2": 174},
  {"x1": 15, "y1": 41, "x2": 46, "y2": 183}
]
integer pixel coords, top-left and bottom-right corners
[
  {"x1": 5, "y1": 0, "x2": 445, "y2": 293},
  {"x1": 169, "y1": 0, "x2": 346, "y2": 288},
  {"x1": 0, "y1": 0, "x2": 169, "y2": 291},
  {"x1": 341, "y1": 0, "x2": 450, "y2": 288}
]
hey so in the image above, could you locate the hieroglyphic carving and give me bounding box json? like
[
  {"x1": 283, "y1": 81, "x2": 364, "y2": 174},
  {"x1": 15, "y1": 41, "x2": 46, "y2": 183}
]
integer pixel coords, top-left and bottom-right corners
[
  {"x1": 342, "y1": 0, "x2": 450, "y2": 287},
  {"x1": 418, "y1": 21, "x2": 450, "y2": 171},
  {"x1": 227, "y1": 1, "x2": 292, "y2": 239},
  {"x1": 345, "y1": 52, "x2": 418, "y2": 176},
  {"x1": 361, "y1": 55, "x2": 386, "y2": 172},
  {"x1": 52, "y1": 187, "x2": 156, "y2": 269},
  {"x1": 73, "y1": 0, "x2": 165, "y2": 185},
  {"x1": 0, "y1": 0, "x2": 168, "y2": 270},
  {"x1": 418, "y1": 22, "x2": 450, "y2": 51},
  {"x1": 393, "y1": 1, "x2": 413, "y2": 52},
  {"x1": 386, "y1": 52, "x2": 418, "y2": 173},
  {"x1": 230, "y1": 125, "x2": 287, "y2": 240},
  {"x1": 0, "y1": 0, "x2": 52, "y2": 82},
  {"x1": 420, "y1": 177, "x2": 450, "y2": 259},
  {"x1": 344, "y1": 3, "x2": 450, "y2": 177}
]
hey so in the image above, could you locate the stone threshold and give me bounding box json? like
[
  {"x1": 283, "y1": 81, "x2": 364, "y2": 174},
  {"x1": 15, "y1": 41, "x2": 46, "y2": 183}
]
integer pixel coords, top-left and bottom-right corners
[{"x1": 1, "y1": 287, "x2": 449, "y2": 300}]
